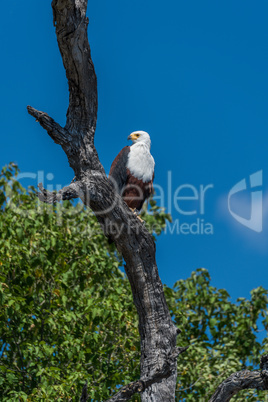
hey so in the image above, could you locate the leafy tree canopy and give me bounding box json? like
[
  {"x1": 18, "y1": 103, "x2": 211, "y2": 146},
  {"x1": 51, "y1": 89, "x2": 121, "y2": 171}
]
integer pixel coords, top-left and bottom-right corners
[{"x1": 0, "y1": 163, "x2": 267, "y2": 401}]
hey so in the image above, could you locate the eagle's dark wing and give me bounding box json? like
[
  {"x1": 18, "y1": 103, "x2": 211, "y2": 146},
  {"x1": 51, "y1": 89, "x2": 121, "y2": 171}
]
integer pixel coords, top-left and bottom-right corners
[
  {"x1": 123, "y1": 171, "x2": 154, "y2": 210},
  {"x1": 108, "y1": 146, "x2": 130, "y2": 193}
]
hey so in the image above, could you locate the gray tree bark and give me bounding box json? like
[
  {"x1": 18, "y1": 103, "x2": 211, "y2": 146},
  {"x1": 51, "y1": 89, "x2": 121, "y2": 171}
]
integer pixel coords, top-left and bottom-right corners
[
  {"x1": 208, "y1": 355, "x2": 268, "y2": 402},
  {"x1": 27, "y1": 1, "x2": 268, "y2": 401},
  {"x1": 28, "y1": 0, "x2": 182, "y2": 400}
]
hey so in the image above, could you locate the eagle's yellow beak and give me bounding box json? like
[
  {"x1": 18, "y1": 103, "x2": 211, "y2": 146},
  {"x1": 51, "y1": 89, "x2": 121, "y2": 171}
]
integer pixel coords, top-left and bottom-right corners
[{"x1": 127, "y1": 133, "x2": 140, "y2": 141}]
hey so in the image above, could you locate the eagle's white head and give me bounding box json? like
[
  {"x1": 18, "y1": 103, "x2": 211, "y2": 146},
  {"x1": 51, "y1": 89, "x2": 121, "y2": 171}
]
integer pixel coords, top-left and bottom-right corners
[{"x1": 127, "y1": 131, "x2": 151, "y2": 149}]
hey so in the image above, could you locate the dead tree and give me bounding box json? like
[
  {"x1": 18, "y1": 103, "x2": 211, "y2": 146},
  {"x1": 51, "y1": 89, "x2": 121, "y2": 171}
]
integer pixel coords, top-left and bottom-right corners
[
  {"x1": 27, "y1": 1, "x2": 268, "y2": 400},
  {"x1": 28, "y1": 1, "x2": 182, "y2": 400}
]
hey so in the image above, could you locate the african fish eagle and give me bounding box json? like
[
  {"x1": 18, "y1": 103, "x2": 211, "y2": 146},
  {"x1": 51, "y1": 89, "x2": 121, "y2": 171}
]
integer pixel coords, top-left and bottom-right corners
[{"x1": 109, "y1": 131, "x2": 155, "y2": 213}]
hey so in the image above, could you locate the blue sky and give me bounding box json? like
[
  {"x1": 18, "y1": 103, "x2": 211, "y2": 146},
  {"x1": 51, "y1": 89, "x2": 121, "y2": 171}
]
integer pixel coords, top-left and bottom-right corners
[{"x1": 1, "y1": 1, "x2": 268, "y2": 301}]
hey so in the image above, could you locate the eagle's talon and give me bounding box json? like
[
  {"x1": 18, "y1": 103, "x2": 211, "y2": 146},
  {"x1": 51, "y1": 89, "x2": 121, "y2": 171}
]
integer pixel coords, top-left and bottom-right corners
[{"x1": 129, "y1": 208, "x2": 143, "y2": 222}]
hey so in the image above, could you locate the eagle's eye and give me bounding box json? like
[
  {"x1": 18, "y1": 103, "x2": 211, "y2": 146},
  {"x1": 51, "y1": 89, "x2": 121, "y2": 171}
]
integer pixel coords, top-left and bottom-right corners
[{"x1": 136, "y1": 134, "x2": 140, "y2": 137}]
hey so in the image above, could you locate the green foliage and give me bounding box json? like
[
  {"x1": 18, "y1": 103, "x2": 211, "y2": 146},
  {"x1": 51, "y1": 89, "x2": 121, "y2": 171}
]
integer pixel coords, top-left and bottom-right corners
[
  {"x1": 0, "y1": 163, "x2": 267, "y2": 401},
  {"x1": 0, "y1": 163, "x2": 141, "y2": 401},
  {"x1": 165, "y1": 269, "x2": 268, "y2": 401}
]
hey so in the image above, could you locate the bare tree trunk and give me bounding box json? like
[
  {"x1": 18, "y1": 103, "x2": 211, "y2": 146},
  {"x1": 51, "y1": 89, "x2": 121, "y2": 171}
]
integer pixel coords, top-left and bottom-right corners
[
  {"x1": 28, "y1": 0, "x2": 183, "y2": 400},
  {"x1": 27, "y1": 2, "x2": 268, "y2": 401}
]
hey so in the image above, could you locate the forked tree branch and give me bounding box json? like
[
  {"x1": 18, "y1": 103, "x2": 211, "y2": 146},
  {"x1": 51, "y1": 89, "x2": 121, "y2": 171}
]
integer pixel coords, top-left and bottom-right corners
[{"x1": 27, "y1": 1, "x2": 179, "y2": 401}]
